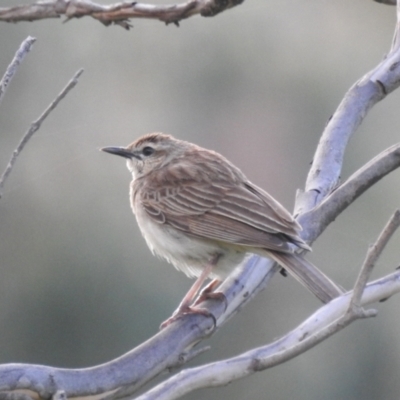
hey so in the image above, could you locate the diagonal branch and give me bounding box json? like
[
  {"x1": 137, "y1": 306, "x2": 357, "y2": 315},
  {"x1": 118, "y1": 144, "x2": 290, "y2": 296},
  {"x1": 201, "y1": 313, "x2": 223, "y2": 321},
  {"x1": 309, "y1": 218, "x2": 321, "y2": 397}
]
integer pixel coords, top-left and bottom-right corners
[{"x1": 0, "y1": 68, "x2": 84, "y2": 198}]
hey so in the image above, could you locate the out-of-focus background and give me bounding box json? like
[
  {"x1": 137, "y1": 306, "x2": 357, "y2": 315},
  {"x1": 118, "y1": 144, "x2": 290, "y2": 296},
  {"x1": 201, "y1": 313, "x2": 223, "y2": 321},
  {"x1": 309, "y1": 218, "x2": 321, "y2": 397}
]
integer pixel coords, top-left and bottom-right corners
[{"x1": 1, "y1": 0, "x2": 400, "y2": 398}]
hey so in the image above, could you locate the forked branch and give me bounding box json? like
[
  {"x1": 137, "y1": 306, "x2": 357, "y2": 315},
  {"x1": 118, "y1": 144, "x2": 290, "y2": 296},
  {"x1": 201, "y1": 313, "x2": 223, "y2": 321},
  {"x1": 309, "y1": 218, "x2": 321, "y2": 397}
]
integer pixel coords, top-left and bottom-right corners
[{"x1": 299, "y1": 143, "x2": 400, "y2": 243}]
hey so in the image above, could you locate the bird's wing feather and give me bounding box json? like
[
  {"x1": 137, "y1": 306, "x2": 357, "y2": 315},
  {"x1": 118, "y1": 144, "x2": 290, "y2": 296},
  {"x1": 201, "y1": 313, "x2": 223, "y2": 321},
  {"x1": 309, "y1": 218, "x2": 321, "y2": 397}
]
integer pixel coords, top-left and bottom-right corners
[
  {"x1": 169, "y1": 212, "x2": 294, "y2": 252},
  {"x1": 140, "y1": 178, "x2": 307, "y2": 251}
]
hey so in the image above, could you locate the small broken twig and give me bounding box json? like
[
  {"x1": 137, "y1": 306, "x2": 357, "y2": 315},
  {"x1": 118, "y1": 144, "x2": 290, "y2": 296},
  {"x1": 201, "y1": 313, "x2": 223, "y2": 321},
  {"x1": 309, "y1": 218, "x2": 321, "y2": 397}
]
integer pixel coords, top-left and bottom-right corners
[{"x1": 0, "y1": 36, "x2": 36, "y2": 105}]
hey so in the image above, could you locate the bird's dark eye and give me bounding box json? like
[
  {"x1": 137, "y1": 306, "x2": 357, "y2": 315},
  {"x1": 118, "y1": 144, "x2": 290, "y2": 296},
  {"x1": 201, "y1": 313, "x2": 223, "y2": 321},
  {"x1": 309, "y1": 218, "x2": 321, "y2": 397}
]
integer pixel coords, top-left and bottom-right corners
[{"x1": 142, "y1": 146, "x2": 155, "y2": 156}]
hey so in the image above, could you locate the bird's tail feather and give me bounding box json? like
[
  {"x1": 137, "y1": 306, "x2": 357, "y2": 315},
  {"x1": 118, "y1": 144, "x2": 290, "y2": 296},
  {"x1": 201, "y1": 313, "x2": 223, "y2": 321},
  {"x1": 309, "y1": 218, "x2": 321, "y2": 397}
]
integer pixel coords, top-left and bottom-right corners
[{"x1": 268, "y1": 252, "x2": 344, "y2": 303}]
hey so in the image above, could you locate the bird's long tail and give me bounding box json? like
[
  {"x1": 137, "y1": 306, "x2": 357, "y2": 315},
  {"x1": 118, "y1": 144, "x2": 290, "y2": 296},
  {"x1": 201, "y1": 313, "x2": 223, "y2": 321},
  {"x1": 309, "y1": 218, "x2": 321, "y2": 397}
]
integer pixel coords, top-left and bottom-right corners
[{"x1": 268, "y1": 252, "x2": 344, "y2": 303}]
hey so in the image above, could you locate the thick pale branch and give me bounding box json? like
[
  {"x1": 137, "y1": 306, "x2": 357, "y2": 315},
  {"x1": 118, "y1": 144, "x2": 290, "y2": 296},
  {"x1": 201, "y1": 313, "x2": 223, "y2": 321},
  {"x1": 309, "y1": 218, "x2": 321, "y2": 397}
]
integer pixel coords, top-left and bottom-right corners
[
  {"x1": 0, "y1": 69, "x2": 84, "y2": 198},
  {"x1": 294, "y1": 81, "x2": 383, "y2": 216},
  {"x1": 0, "y1": 0, "x2": 244, "y2": 28},
  {"x1": 0, "y1": 316, "x2": 214, "y2": 398}
]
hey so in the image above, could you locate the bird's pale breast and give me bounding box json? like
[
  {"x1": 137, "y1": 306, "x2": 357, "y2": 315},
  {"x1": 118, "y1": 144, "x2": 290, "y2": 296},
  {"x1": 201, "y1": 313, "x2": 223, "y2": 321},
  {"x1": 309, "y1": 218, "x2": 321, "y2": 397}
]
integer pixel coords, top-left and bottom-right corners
[{"x1": 133, "y1": 198, "x2": 247, "y2": 279}]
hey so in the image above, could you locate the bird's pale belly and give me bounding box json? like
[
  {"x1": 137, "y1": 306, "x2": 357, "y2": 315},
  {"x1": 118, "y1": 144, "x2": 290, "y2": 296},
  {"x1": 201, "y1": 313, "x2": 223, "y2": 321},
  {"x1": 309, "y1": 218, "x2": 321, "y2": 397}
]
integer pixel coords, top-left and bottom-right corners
[{"x1": 134, "y1": 208, "x2": 247, "y2": 279}]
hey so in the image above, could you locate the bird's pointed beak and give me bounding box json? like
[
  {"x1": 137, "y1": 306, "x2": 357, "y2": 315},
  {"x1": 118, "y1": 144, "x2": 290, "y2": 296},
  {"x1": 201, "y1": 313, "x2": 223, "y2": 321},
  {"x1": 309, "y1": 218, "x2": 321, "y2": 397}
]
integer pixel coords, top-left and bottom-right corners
[{"x1": 101, "y1": 146, "x2": 140, "y2": 159}]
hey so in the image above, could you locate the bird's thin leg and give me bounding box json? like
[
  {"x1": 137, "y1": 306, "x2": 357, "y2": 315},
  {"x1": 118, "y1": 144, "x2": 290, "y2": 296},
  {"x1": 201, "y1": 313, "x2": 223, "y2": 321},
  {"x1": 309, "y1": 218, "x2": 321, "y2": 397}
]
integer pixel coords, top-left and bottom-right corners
[
  {"x1": 160, "y1": 255, "x2": 220, "y2": 329},
  {"x1": 198, "y1": 278, "x2": 221, "y2": 296},
  {"x1": 176, "y1": 262, "x2": 214, "y2": 313}
]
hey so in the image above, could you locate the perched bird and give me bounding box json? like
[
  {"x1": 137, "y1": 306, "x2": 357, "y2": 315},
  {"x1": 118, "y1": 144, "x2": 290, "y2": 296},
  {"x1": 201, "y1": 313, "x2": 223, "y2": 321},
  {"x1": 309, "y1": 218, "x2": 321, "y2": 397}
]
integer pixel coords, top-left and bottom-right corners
[{"x1": 102, "y1": 133, "x2": 342, "y2": 322}]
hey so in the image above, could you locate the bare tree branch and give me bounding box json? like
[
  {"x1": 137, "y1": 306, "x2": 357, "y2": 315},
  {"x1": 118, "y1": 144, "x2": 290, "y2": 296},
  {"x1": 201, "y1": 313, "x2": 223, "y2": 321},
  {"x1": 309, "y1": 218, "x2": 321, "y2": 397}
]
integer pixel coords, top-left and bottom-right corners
[
  {"x1": 298, "y1": 143, "x2": 400, "y2": 243},
  {"x1": 0, "y1": 36, "x2": 35, "y2": 105},
  {"x1": 0, "y1": 69, "x2": 84, "y2": 198},
  {"x1": 0, "y1": 0, "x2": 244, "y2": 29}
]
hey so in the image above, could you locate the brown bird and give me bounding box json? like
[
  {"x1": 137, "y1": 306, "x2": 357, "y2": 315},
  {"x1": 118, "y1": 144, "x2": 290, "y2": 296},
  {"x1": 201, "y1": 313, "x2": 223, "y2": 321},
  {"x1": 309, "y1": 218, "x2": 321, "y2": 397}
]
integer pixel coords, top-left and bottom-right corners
[{"x1": 102, "y1": 133, "x2": 342, "y2": 322}]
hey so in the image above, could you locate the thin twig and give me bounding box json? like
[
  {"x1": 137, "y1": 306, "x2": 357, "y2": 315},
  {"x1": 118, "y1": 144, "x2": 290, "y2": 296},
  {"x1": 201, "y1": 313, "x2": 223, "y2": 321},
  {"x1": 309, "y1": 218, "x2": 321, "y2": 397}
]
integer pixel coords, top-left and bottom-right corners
[
  {"x1": 0, "y1": 68, "x2": 84, "y2": 198},
  {"x1": 348, "y1": 209, "x2": 400, "y2": 312},
  {"x1": 0, "y1": 36, "x2": 36, "y2": 105}
]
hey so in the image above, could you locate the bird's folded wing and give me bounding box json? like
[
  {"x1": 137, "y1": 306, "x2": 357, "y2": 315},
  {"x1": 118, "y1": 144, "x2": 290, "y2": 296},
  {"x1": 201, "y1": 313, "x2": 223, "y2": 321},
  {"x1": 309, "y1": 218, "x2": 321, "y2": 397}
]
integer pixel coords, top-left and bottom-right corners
[{"x1": 141, "y1": 180, "x2": 307, "y2": 251}]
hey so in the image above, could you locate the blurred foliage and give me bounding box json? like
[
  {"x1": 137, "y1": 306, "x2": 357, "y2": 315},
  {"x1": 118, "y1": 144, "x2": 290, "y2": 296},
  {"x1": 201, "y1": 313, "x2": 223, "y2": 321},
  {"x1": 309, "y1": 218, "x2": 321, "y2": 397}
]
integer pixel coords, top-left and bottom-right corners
[{"x1": 1, "y1": 0, "x2": 400, "y2": 399}]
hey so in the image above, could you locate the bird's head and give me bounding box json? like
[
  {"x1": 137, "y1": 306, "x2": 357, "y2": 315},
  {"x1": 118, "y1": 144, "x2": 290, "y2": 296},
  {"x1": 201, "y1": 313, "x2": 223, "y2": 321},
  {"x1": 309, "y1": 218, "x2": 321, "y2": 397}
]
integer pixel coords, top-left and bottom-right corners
[{"x1": 101, "y1": 132, "x2": 190, "y2": 178}]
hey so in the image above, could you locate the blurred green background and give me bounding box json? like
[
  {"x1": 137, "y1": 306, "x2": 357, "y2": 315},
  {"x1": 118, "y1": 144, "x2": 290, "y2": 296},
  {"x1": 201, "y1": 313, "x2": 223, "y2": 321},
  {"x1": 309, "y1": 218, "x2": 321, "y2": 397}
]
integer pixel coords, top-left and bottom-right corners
[{"x1": 1, "y1": 0, "x2": 400, "y2": 399}]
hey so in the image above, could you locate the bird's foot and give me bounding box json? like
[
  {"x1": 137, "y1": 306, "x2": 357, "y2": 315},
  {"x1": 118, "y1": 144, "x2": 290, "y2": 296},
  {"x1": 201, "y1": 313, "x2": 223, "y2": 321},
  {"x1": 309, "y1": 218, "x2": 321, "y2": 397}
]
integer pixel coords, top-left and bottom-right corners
[
  {"x1": 159, "y1": 305, "x2": 216, "y2": 330},
  {"x1": 192, "y1": 290, "x2": 228, "y2": 311},
  {"x1": 191, "y1": 279, "x2": 227, "y2": 311}
]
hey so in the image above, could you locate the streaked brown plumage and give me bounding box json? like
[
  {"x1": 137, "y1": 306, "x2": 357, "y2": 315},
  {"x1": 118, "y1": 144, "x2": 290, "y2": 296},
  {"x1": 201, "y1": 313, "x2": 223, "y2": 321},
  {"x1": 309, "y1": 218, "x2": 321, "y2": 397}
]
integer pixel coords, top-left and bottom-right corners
[{"x1": 102, "y1": 133, "x2": 343, "y2": 319}]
